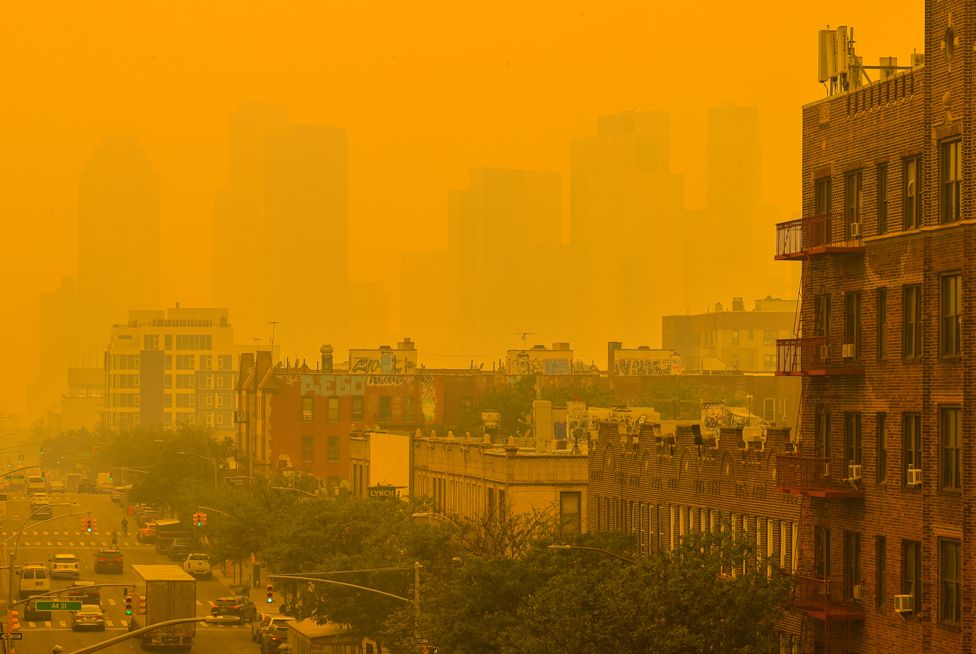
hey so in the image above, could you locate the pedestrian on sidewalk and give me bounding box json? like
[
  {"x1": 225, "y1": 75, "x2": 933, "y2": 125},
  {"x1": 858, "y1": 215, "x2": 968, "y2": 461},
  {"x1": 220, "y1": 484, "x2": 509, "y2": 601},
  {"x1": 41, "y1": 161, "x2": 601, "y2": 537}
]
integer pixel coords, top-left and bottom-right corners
[
  {"x1": 121, "y1": 517, "x2": 128, "y2": 536},
  {"x1": 111, "y1": 529, "x2": 118, "y2": 546}
]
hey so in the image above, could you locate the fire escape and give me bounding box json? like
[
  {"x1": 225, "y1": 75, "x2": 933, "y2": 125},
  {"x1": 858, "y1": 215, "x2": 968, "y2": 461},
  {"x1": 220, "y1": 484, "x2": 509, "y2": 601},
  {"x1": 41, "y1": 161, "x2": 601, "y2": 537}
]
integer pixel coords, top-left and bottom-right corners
[{"x1": 774, "y1": 211, "x2": 866, "y2": 652}]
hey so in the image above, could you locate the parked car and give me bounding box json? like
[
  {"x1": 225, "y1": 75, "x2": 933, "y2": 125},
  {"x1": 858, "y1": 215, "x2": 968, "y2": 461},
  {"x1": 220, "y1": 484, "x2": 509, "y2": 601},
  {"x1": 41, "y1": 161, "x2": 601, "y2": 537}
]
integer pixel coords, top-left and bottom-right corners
[
  {"x1": 167, "y1": 539, "x2": 194, "y2": 561},
  {"x1": 48, "y1": 479, "x2": 65, "y2": 493},
  {"x1": 49, "y1": 553, "x2": 80, "y2": 579},
  {"x1": 19, "y1": 564, "x2": 50, "y2": 599},
  {"x1": 211, "y1": 596, "x2": 257, "y2": 622},
  {"x1": 183, "y1": 553, "x2": 212, "y2": 579},
  {"x1": 71, "y1": 604, "x2": 106, "y2": 631},
  {"x1": 93, "y1": 548, "x2": 123, "y2": 574},
  {"x1": 252, "y1": 614, "x2": 294, "y2": 643},
  {"x1": 77, "y1": 478, "x2": 96, "y2": 493}
]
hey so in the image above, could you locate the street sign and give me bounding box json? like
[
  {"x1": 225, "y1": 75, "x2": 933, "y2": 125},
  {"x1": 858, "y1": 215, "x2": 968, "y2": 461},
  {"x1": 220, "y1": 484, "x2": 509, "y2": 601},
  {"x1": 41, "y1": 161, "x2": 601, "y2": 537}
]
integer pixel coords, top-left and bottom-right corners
[
  {"x1": 415, "y1": 636, "x2": 431, "y2": 645},
  {"x1": 35, "y1": 600, "x2": 82, "y2": 611},
  {"x1": 368, "y1": 485, "x2": 398, "y2": 498},
  {"x1": 3, "y1": 475, "x2": 23, "y2": 480},
  {"x1": 0, "y1": 633, "x2": 23, "y2": 640}
]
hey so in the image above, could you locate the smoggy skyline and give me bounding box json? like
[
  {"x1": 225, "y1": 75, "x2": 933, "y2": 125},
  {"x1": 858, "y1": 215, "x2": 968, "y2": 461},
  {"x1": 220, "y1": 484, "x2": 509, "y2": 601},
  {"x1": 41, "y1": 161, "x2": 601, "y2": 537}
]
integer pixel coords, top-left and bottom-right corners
[{"x1": 1, "y1": 2, "x2": 923, "y2": 417}]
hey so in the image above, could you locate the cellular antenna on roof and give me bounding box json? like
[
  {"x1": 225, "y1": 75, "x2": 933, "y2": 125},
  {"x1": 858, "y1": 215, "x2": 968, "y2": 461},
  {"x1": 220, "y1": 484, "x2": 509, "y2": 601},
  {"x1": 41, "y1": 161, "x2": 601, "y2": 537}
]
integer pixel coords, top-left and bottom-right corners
[{"x1": 516, "y1": 331, "x2": 536, "y2": 350}]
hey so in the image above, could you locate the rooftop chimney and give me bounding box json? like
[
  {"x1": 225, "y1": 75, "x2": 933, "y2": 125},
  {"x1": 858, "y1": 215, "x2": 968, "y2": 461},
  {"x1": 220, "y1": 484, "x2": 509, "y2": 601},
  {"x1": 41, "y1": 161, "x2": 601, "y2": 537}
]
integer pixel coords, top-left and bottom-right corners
[
  {"x1": 732, "y1": 297, "x2": 745, "y2": 311},
  {"x1": 397, "y1": 337, "x2": 415, "y2": 350},
  {"x1": 320, "y1": 345, "x2": 334, "y2": 373}
]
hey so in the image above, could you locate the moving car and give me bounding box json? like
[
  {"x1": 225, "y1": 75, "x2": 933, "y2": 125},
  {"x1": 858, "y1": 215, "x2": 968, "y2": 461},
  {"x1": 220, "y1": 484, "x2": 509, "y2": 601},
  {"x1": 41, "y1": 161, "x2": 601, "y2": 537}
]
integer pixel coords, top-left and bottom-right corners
[
  {"x1": 252, "y1": 614, "x2": 295, "y2": 642},
  {"x1": 94, "y1": 548, "x2": 124, "y2": 574},
  {"x1": 211, "y1": 596, "x2": 257, "y2": 622},
  {"x1": 24, "y1": 598, "x2": 52, "y2": 622},
  {"x1": 137, "y1": 521, "x2": 158, "y2": 544},
  {"x1": 66, "y1": 581, "x2": 101, "y2": 606},
  {"x1": 49, "y1": 553, "x2": 81, "y2": 579},
  {"x1": 254, "y1": 615, "x2": 295, "y2": 650},
  {"x1": 77, "y1": 478, "x2": 97, "y2": 493},
  {"x1": 167, "y1": 539, "x2": 194, "y2": 562},
  {"x1": 183, "y1": 553, "x2": 212, "y2": 579},
  {"x1": 48, "y1": 479, "x2": 65, "y2": 493},
  {"x1": 19, "y1": 564, "x2": 50, "y2": 599},
  {"x1": 30, "y1": 493, "x2": 53, "y2": 519},
  {"x1": 26, "y1": 475, "x2": 47, "y2": 495},
  {"x1": 71, "y1": 604, "x2": 106, "y2": 631}
]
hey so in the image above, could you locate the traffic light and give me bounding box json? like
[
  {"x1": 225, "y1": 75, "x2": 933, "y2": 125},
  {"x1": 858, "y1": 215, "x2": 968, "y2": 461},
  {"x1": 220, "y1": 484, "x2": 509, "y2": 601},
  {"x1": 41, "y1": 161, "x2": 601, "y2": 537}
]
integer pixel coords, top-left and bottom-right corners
[
  {"x1": 200, "y1": 512, "x2": 207, "y2": 528},
  {"x1": 7, "y1": 609, "x2": 19, "y2": 633},
  {"x1": 124, "y1": 595, "x2": 133, "y2": 616},
  {"x1": 83, "y1": 517, "x2": 93, "y2": 534},
  {"x1": 266, "y1": 584, "x2": 274, "y2": 604},
  {"x1": 193, "y1": 512, "x2": 202, "y2": 528},
  {"x1": 91, "y1": 517, "x2": 98, "y2": 533}
]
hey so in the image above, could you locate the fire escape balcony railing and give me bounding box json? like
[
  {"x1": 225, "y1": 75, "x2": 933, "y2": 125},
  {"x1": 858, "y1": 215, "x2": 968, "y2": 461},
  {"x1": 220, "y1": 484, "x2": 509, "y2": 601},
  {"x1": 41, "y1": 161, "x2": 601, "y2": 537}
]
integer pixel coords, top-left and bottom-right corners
[
  {"x1": 776, "y1": 337, "x2": 864, "y2": 377},
  {"x1": 775, "y1": 214, "x2": 864, "y2": 260},
  {"x1": 775, "y1": 455, "x2": 864, "y2": 499},
  {"x1": 791, "y1": 575, "x2": 865, "y2": 622}
]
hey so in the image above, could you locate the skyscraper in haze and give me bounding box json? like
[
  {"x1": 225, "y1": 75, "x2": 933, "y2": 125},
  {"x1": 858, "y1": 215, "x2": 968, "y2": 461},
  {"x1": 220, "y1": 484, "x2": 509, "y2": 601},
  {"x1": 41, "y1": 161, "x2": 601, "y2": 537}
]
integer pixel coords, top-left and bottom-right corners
[
  {"x1": 77, "y1": 137, "x2": 161, "y2": 340},
  {"x1": 449, "y1": 167, "x2": 565, "y2": 358},
  {"x1": 570, "y1": 111, "x2": 685, "y2": 357},
  {"x1": 706, "y1": 105, "x2": 761, "y2": 224}
]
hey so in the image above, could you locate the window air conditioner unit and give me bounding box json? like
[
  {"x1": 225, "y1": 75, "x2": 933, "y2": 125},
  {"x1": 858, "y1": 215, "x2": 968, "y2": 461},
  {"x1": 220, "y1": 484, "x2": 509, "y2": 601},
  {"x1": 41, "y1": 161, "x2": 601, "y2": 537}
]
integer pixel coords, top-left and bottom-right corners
[
  {"x1": 847, "y1": 463, "x2": 862, "y2": 481},
  {"x1": 823, "y1": 461, "x2": 831, "y2": 477},
  {"x1": 853, "y1": 584, "x2": 863, "y2": 601},
  {"x1": 850, "y1": 222, "x2": 861, "y2": 239},
  {"x1": 894, "y1": 594, "x2": 914, "y2": 613},
  {"x1": 842, "y1": 343, "x2": 856, "y2": 359},
  {"x1": 908, "y1": 467, "x2": 923, "y2": 486}
]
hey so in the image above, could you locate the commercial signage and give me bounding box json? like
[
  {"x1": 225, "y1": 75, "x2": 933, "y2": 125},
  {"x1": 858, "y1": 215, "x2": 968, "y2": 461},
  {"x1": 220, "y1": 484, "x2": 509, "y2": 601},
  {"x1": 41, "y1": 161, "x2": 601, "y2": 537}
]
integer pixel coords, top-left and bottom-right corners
[{"x1": 367, "y1": 486, "x2": 398, "y2": 498}]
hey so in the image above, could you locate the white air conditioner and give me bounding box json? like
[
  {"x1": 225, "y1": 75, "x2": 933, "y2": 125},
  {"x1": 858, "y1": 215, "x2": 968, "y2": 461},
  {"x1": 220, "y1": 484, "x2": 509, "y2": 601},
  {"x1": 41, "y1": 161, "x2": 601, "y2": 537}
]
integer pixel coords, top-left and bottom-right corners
[
  {"x1": 908, "y1": 467, "x2": 923, "y2": 486},
  {"x1": 842, "y1": 343, "x2": 856, "y2": 359},
  {"x1": 847, "y1": 463, "x2": 862, "y2": 481},
  {"x1": 894, "y1": 594, "x2": 914, "y2": 613},
  {"x1": 823, "y1": 461, "x2": 831, "y2": 477},
  {"x1": 853, "y1": 584, "x2": 862, "y2": 601},
  {"x1": 850, "y1": 222, "x2": 861, "y2": 239}
]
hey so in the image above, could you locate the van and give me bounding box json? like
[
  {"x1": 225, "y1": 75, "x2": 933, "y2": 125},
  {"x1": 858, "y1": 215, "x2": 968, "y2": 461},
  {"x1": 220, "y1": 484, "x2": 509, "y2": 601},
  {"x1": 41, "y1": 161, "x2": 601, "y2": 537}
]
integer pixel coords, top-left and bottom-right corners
[
  {"x1": 95, "y1": 472, "x2": 114, "y2": 493},
  {"x1": 19, "y1": 564, "x2": 51, "y2": 599},
  {"x1": 25, "y1": 475, "x2": 47, "y2": 495}
]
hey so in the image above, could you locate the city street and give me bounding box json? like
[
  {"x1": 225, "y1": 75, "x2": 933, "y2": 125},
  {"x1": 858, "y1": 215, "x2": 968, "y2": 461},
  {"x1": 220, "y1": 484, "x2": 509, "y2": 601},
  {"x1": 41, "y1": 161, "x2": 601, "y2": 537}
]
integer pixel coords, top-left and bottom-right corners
[{"x1": 0, "y1": 491, "x2": 256, "y2": 653}]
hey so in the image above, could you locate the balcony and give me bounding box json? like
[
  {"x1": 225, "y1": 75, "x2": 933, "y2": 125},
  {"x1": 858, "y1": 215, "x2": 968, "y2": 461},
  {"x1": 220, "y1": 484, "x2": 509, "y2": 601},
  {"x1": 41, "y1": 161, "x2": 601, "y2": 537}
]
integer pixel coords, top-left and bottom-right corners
[
  {"x1": 775, "y1": 214, "x2": 865, "y2": 261},
  {"x1": 791, "y1": 575, "x2": 865, "y2": 622},
  {"x1": 775, "y1": 338, "x2": 864, "y2": 377},
  {"x1": 775, "y1": 455, "x2": 864, "y2": 499}
]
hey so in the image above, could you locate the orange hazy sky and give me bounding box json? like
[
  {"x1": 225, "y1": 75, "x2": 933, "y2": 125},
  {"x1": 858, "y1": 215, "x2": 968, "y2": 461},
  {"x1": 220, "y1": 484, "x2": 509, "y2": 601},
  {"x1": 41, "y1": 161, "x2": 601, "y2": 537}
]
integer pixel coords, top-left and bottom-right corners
[{"x1": 0, "y1": 1, "x2": 922, "y2": 415}]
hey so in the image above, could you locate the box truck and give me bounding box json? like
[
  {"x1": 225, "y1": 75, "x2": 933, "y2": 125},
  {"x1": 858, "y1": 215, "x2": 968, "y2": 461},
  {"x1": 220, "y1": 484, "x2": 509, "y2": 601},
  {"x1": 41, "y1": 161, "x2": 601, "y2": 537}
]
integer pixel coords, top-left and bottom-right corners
[{"x1": 131, "y1": 565, "x2": 197, "y2": 649}]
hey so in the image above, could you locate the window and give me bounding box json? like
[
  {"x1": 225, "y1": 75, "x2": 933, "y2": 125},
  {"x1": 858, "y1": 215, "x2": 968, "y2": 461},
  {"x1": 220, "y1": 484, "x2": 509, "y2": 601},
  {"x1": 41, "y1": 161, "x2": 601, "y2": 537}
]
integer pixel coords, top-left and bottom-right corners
[
  {"x1": 877, "y1": 163, "x2": 889, "y2": 233},
  {"x1": 815, "y1": 411, "x2": 830, "y2": 460},
  {"x1": 559, "y1": 492, "x2": 582, "y2": 536},
  {"x1": 940, "y1": 406, "x2": 961, "y2": 491},
  {"x1": 904, "y1": 156, "x2": 922, "y2": 229},
  {"x1": 175, "y1": 335, "x2": 212, "y2": 350},
  {"x1": 378, "y1": 396, "x2": 392, "y2": 421},
  {"x1": 876, "y1": 536, "x2": 887, "y2": 610},
  {"x1": 876, "y1": 413, "x2": 887, "y2": 484},
  {"x1": 327, "y1": 436, "x2": 340, "y2": 462},
  {"x1": 198, "y1": 355, "x2": 212, "y2": 370},
  {"x1": 730, "y1": 329, "x2": 740, "y2": 345},
  {"x1": 351, "y1": 396, "x2": 364, "y2": 421},
  {"x1": 218, "y1": 355, "x2": 232, "y2": 371},
  {"x1": 763, "y1": 398, "x2": 775, "y2": 423},
  {"x1": 814, "y1": 526, "x2": 831, "y2": 580},
  {"x1": 941, "y1": 273, "x2": 962, "y2": 357},
  {"x1": 940, "y1": 138, "x2": 962, "y2": 223},
  {"x1": 763, "y1": 330, "x2": 777, "y2": 345},
  {"x1": 814, "y1": 294, "x2": 830, "y2": 339},
  {"x1": 844, "y1": 291, "x2": 862, "y2": 357},
  {"x1": 843, "y1": 531, "x2": 862, "y2": 601},
  {"x1": 814, "y1": 176, "x2": 832, "y2": 244},
  {"x1": 327, "y1": 398, "x2": 340, "y2": 421},
  {"x1": 903, "y1": 413, "x2": 921, "y2": 486},
  {"x1": 877, "y1": 288, "x2": 887, "y2": 359},
  {"x1": 143, "y1": 335, "x2": 159, "y2": 351},
  {"x1": 939, "y1": 539, "x2": 961, "y2": 624},
  {"x1": 175, "y1": 355, "x2": 195, "y2": 370},
  {"x1": 845, "y1": 169, "x2": 863, "y2": 239},
  {"x1": 301, "y1": 397, "x2": 313, "y2": 421},
  {"x1": 301, "y1": 436, "x2": 314, "y2": 463},
  {"x1": 175, "y1": 375, "x2": 195, "y2": 389},
  {"x1": 843, "y1": 412, "x2": 862, "y2": 468},
  {"x1": 902, "y1": 540, "x2": 921, "y2": 615},
  {"x1": 403, "y1": 396, "x2": 415, "y2": 422},
  {"x1": 902, "y1": 285, "x2": 922, "y2": 359},
  {"x1": 164, "y1": 334, "x2": 173, "y2": 350}
]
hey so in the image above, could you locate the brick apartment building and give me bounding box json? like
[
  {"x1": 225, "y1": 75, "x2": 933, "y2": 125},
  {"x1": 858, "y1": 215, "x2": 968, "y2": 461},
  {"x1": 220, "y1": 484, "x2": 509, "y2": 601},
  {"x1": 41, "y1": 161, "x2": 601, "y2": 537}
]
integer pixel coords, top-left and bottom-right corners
[{"x1": 593, "y1": 4, "x2": 976, "y2": 652}]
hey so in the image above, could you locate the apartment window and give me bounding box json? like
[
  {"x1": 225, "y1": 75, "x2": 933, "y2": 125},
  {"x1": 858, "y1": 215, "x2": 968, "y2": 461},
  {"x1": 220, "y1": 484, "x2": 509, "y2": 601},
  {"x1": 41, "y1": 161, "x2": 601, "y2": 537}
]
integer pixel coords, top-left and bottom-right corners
[
  {"x1": 218, "y1": 355, "x2": 232, "y2": 371},
  {"x1": 198, "y1": 355, "x2": 212, "y2": 370},
  {"x1": 903, "y1": 413, "x2": 922, "y2": 486},
  {"x1": 814, "y1": 526, "x2": 831, "y2": 579},
  {"x1": 378, "y1": 396, "x2": 392, "y2": 421},
  {"x1": 877, "y1": 163, "x2": 889, "y2": 233},
  {"x1": 731, "y1": 329, "x2": 740, "y2": 345},
  {"x1": 876, "y1": 413, "x2": 887, "y2": 484},
  {"x1": 939, "y1": 539, "x2": 961, "y2": 624},
  {"x1": 327, "y1": 436, "x2": 340, "y2": 462},
  {"x1": 843, "y1": 531, "x2": 862, "y2": 601},
  {"x1": 877, "y1": 288, "x2": 887, "y2": 359},
  {"x1": 940, "y1": 138, "x2": 962, "y2": 223},
  {"x1": 814, "y1": 294, "x2": 830, "y2": 340},
  {"x1": 903, "y1": 156, "x2": 922, "y2": 229},
  {"x1": 940, "y1": 406, "x2": 961, "y2": 491},
  {"x1": 763, "y1": 354, "x2": 775, "y2": 370},
  {"x1": 164, "y1": 335, "x2": 173, "y2": 350},
  {"x1": 941, "y1": 273, "x2": 962, "y2": 357},
  {"x1": 175, "y1": 355, "x2": 195, "y2": 370},
  {"x1": 902, "y1": 540, "x2": 921, "y2": 615},
  {"x1": 902, "y1": 285, "x2": 922, "y2": 359},
  {"x1": 815, "y1": 176, "x2": 832, "y2": 216},
  {"x1": 351, "y1": 396, "x2": 364, "y2": 421},
  {"x1": 763, "y1": 398, "x2": 775, "y2": 423},
  {"x1": 876, "y1": 536, "x2": 887, "y2": 610},
  {"x1": 327, "y1": 397, "x2": 340, "y2": 421},
  {"x1": 301, "y1": 436, "x2": 314, "y2": 463},
  {"x1": 763, "y1": 330, "x2": 777, "y2": 345},
  {"x1": 403, "y1": 396, "x2": 415, "y2": 422},
  {"x1": 845, "y1": 169, "x2": 863, "y2": 239},
  {"x1": 559, "y1": 491, "x2": 582, "y2": 536},
  {"x1": 843, "y1": 412, "x2": 862, "y2": 468},
  {"x1": 143, "y1": 335, "x2": 159, "y2": 351},
  {"x1": 301, "y1": 397, "x2": 313, "y2": 421},
  {"x1": 844, "y1": 292, "x2": 862, "y2": 357},
  {"x1": 815, "y1": 411, "x2": 831, "y2": 460}
]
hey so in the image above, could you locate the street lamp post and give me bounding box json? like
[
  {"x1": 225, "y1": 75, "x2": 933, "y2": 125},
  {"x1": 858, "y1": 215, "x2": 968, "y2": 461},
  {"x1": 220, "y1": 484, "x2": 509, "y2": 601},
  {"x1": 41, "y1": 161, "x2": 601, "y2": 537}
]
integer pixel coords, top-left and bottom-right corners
[
  {"x1": 547, "y1": 544, "x2": 637, "y2": 564},
  {"x1": 175, "y1": 453, "x2": 218, "y2": 490}
]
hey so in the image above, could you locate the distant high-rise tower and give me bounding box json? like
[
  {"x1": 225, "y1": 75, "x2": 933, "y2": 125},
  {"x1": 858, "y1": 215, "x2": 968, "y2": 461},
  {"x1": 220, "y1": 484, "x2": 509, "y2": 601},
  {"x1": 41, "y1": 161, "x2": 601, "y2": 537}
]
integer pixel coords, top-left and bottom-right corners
[
  {"x1": 449, "y1": 167, "x2": 565, "y2": 357},
  {"x1": 77, "y1": 136, "x2": 161, "y2": 345},
  {"x1": 570, "y1": 111, "x2": 685, "y2": 355}
]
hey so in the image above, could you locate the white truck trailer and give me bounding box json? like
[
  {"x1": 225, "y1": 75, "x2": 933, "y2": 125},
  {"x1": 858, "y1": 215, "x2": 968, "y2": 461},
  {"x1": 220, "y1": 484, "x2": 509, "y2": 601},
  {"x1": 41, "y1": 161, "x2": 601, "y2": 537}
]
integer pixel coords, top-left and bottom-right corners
[{"x1": 131, "y1": 564, "x2": 197, "y2": 649}]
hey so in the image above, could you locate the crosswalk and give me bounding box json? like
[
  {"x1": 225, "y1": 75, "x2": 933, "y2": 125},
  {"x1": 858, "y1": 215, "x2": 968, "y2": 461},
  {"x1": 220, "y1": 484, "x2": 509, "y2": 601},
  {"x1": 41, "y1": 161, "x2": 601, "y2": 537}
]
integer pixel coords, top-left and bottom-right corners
[{"x1": 0, "y1": 530, "x2": 140, "y2": 548}]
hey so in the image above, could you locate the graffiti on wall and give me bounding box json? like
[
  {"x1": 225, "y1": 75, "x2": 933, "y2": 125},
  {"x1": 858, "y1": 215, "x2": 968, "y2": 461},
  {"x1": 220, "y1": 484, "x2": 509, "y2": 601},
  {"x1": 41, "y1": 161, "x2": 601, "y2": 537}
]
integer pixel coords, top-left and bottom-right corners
[
  {"x1": 367, "y1": 375, "x2": 408, "y2": 386},
  {"x1": 350, "y1": 350, "x2": 418, "y2": 375},
  {"x1": 613, "y1": 351, "x2": 683, "y2": 376},
  {"x1": 420, "y1": 375, "x2": 437, "y2": 426},
  {"x1": 506, "y1": 351, "x2": 572, "y2": 375},
  {"x1": 300, "y1": 374, "x2": 366, "y2": 397}
]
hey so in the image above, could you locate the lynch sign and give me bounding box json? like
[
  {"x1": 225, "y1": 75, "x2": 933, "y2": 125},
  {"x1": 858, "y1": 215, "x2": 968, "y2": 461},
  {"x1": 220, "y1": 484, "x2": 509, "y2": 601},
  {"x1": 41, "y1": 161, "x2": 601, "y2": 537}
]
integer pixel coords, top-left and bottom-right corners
[{"x1": 368, "y1": 485, "x2": 398, "y2": 498}]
